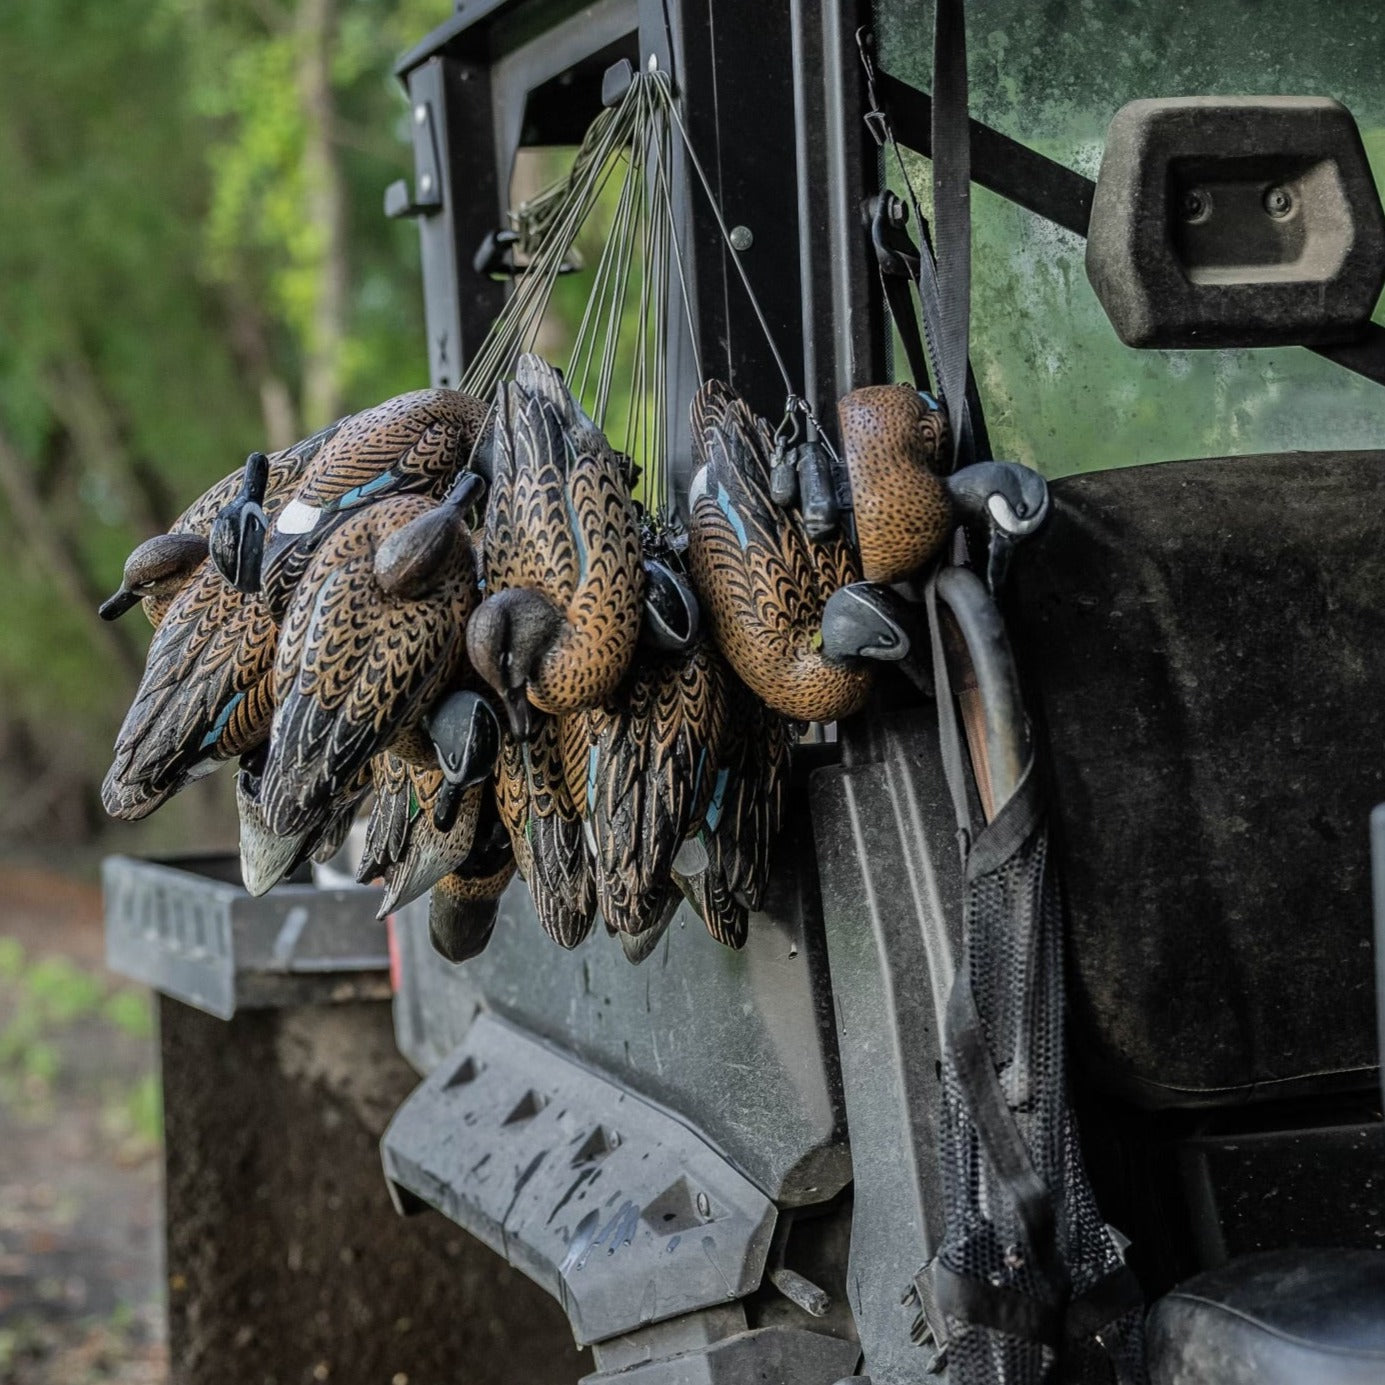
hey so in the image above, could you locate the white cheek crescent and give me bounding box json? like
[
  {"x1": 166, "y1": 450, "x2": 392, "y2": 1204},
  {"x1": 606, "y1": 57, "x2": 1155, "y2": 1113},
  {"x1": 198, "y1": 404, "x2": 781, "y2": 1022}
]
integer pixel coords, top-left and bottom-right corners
[{"x1": 277, "y1": 498, "x2": 322, "y2": 535}]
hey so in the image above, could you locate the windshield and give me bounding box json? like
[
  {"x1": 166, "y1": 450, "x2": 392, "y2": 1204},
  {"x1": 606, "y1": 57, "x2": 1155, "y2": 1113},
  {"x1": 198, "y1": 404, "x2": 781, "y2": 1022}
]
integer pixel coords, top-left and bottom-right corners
[{"x1": 875, "y1": 0, "x2": 1385, "y2": 475}]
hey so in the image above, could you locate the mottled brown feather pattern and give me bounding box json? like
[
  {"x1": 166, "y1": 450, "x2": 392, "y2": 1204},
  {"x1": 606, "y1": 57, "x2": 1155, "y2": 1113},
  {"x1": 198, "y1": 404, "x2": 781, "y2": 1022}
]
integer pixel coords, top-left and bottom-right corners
[
  {"x1": 260, "y1": 389, "x2": 486, "y2": 618},
  {"x1": 573, "y1": 643, "x2": 730, "y2": 936},
  {"x1": 687, "y1": 381, "x2": 869, "y2": 724},
  {"x1": 360, "y1": 751, "x2": 483, "y2": 913},
  {"x1": 679, "y1": 681, "x2": 789, "y2": 949},
  {"x1": 261, "y1": 493, "x2": 478, "y2": 836},
  {"x1": 838, "y1": 384, "x2": 952, "y2": 583},
  {"x1": 103, "y1": 567, "x2": 280, "y2": 820},
  {"x1": 514, "y1": 718, "x2": 596, "y2": 947},
  {"x1": 481, "y1": 377, "x2": 643, "y2": 714}
]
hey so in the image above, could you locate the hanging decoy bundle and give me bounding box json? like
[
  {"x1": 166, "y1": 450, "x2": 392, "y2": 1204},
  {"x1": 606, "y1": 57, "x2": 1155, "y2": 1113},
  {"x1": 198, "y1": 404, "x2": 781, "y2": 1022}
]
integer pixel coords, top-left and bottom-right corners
[{"x1": 99, "y1": 64, "x2": 1050, "y2": 969}]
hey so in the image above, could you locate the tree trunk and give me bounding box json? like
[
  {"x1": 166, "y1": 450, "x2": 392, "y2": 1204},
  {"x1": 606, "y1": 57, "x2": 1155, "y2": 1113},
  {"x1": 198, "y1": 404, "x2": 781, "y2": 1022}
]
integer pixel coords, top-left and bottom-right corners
[
  {"x1": 0, "y1": 426, "x2": 142, "y2": 679},
  {"x1": 296, "y1": 0, "x2": 348, "y2": 430}
]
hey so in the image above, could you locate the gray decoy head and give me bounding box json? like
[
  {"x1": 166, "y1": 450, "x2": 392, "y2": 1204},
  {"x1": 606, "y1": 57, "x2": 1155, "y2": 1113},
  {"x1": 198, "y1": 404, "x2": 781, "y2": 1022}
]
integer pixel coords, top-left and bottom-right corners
[
  {"x1": 820, "y1": 581, "x2": 917, "y2": 666},
  {"x1": 640, "y1": 558, "x2": 701, "y2": 652},
  {"x1": 820, "y1": 581, "x2": 928, "y2": 691},
  {"x1": 210, "y1": 451, "x2": 270, "y2": 594},
  {"x1": 464, "y1": 588, "x2": 564, "y2": 742},
  {"x1": 943, "y1": 460, "x2": 1049, "y2": 593},
  {"x1": 424, "y1": 689, "x2": 503, "y2": 831},
  {"x1": 100, "y1": 531, "x2": 209, "y2": 620}
]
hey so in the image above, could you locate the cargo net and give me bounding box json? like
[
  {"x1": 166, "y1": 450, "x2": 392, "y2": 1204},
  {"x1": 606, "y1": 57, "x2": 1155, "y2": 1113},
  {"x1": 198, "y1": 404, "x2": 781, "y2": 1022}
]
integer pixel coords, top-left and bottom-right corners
[{"x1": 931, "y1": 781, "x2": 1148, "y2": 1385}]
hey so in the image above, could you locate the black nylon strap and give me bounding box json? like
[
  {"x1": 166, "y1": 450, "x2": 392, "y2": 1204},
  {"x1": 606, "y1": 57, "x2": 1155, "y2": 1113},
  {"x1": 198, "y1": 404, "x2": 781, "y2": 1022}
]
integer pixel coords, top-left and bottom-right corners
[
  {"x1": 946, "y1": 968, "x2": 1070, "y2": 1302},
  {"x1": 1066, "y1": 1265, "x2": 1146, "y2": 1341},
  {"x1": 932, "y1": 0, "x2": 975, "y2": 471},
  {"x1": 932, "y1": 1262, "x2": 1064, "y2": 1348}
]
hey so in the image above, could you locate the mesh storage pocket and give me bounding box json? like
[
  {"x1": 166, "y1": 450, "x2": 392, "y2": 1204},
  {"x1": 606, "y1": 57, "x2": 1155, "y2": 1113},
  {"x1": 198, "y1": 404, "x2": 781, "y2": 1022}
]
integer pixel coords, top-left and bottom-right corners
[{"x1": 934, "y1": 774, "x2": 1146, "y2": 1385}]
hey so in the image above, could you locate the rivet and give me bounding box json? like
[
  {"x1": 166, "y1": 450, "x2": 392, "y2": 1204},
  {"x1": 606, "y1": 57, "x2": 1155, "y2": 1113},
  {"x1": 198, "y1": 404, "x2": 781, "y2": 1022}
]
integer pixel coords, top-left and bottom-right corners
[
  {"x1": 1264, "y1": 185, "x2": 1294, "y2": 218},
  {"x1": 1179, "y1": 187, "x2": 1212, "y2": 223},
  {"x1": 729, "y1": 225, "x2": 754, "y2": 252}
]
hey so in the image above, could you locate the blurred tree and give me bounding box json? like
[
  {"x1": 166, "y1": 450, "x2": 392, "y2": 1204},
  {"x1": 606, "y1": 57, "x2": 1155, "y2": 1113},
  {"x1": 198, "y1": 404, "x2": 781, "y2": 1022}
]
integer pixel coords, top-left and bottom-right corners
[{"x1": 0, "y1": 0, "x2": 451, "y2": 853}]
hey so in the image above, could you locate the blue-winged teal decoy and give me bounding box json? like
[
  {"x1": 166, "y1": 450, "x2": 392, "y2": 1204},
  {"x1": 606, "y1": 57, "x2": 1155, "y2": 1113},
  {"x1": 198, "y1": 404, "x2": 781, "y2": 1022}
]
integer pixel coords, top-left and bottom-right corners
[
  {"x1": 837, "y1": 384, "x2": 1049, "y2": 591},
  {"x1": 672, "y1": 677, "x2": 789, "y2": 949},
  {"x1": 569, "y1": 641, "x2": 730, "y2": 939},
  {"x1": 356, "y1": 747, "x2": 489, "y2": 918},
  {"x1": 101, "y1": 436, "x2": 345, "y2": 820},
  {"x1": 427, "y1": 797, "x2": 517, "y2": 965},
  {"x1": 466, "y1": 355, "x2": 644, "y2": 738},
  {"x1": 494, "y1": 716, "x2": 596, "y2": 948},
  {"x1": 687, "y1": 381, "x2": 868, "y2": 725},
  {"x1": 210, "y1": 451, "x2": 269, "y2": 594},
  {"x1": 253, "y1": 389, "x2": 488, "y2": 618},
  {"x1": 99, "y1": 533, "x2": 210, "y2": 626},
  {"x1": 258, "y1": 474, "x2": 484, "y2": 838}
]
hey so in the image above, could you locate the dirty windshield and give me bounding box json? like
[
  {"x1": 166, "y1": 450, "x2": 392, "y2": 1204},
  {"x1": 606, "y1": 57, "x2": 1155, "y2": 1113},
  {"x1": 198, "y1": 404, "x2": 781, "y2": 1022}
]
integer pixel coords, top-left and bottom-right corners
[{"x1": 876, "y1": 0, "x2": 1385, "y2": 475}]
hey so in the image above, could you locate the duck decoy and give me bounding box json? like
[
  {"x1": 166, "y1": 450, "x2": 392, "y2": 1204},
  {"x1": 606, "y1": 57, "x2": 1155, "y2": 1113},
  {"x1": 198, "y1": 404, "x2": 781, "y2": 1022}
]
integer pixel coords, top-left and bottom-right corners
[
  {"x1": 569, "y1": 641, "x2": 730, "y2": 939},
  {"x1": 494, "y1": 717, "x2": 596, "y2": 948},
  {"x1": 209, "y1": 451, "x2": 269, "y2": 594},
  {"x1": 639, "y1": 554, "x2": 701, "y2": 653},
  {"x1": 672, "y1": 681, "x2": 789, "y2": 949},
  {"x1": 687, "y1": 380, "x2": 869, "y2": 725},
  {"x1": 99, "y1": 532, "x2": 209, "y2": 625},
  {"x1": 423, "y1": 688, "x2": 503, "y2": 831},
  {"x1": 466, "y1": 354, "x2": 644, "y2": 738},
  {"x1": 944, "y1": 458, "x2": 1050, "y2": 593},
  {"x1": 356, "y1": 752, "x2": 484, "y2": 918},
  {"x1": 837, "y1": 383, "x2": 951, "y2": 584},
  {"x1": 255, "y1": 389, "x2": 488, "y2": 618},
  {"x1": 102, "y1": 565, "x2": 280, "y2": 820},
  {"x1": 236, "y1": 750, "x2": 369, "y2": 897},
  {"x1": 101, "y1": 436, "x2": 349, "y2": 819},
  {"x1": 258, "y1": 473, "x2": 484, "y2": 838},
  {"x1": 426, "y1": 799, "x2": 517, "y2": 965},
  {"x1": 837, "y1": 384, "x2": 1050, "y2": 592},
  {"x1": 99, "y1": 422, "x2": 337, "y2": 627}
]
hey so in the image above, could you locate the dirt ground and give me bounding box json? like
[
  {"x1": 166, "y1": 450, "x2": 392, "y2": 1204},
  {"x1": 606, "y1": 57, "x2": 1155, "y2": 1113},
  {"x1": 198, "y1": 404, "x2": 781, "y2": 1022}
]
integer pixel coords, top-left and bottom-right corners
[
  {"x1": 0, "y1": 866, "x2": 588, "y2": 1385},
  {"x1": 0, "y1": 867, "x2": 165, "y2": 1384}
]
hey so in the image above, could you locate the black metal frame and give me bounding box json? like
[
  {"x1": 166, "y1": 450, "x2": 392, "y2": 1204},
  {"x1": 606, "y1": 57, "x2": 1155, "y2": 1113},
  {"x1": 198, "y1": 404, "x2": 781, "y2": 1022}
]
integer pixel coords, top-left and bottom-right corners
[{"x1": 392, "y1": 0, "x2": 883, "y2": 484}]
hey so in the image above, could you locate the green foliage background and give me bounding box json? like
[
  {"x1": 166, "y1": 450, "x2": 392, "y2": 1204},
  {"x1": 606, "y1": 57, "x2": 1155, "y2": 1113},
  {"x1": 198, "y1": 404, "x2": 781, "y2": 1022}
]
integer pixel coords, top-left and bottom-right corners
[{"x1": 0, "y1": 0, "x2": 454, "y2": 857}]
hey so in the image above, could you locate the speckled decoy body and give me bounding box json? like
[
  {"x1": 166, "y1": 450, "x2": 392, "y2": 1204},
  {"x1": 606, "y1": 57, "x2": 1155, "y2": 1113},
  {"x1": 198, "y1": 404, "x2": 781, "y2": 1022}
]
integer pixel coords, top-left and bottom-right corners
[
  {"x1": 102, "y1": 565, "x2": 279, "y2": 821},
  {"x1": 673, "y1": 678, "x2": 789, "y2": 948},
  {"x1": 100, "y1": 434, "x2": 347, "y2": 820},
  {"x1": 494, "y1": 718, "x2": 595, "y2": 948},
  {"x1": 566, "y1": 642, "x2": 730, "y2": 938},
  {"x1": 687, "y1": 380, "x2": 868, "y2": 725},
  {"x1": 838, "y1": 384, "x2": 952, "y2": 583},
  {"x1": 259, "y1": 484, "x2": 481, "y2": 838},
  {"x1": 358, "y1": 751, "x2": 484, "y2": 917},
  {"x1": 258, "y1": 390, "x2": 487, "y2": 619},
  {"x1": 467, "y1": 355, "x2": 644, "y2": 735}
]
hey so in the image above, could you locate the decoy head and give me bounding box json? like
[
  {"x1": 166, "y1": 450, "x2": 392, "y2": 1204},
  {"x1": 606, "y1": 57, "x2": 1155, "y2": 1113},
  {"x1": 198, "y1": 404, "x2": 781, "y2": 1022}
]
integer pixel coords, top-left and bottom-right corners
[
  {"x1": 820, "y1": 582, "x2": 917, "y2": 666},
  {"x1": 209, "y1": 451, "x2": 270, "y2": 594},
  {"x1": 374, "y1": 474, "x2": 482, "y2": 600},
  {"x1": 640, "y1": 559, "x2": 701, "y2": 652},
  {"x1": 943, "y1": 460, "x2": 1050, "y2": 592},
  {"x1": 100, "y1": 531, "x2": 209, "y2": 620},
  {"x1": 465, "y1": 588, "x2": 565, "y2": 741},
  {"x1": 424, "y1": 690, "x2": 503, "y2": 831}
]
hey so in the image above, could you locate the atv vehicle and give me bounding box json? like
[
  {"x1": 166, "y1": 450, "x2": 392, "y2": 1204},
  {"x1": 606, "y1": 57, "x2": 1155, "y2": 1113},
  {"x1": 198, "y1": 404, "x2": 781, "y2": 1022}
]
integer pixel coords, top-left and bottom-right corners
[{"x1": 108, "y1": 2, "x2": 1385, "y2": 1382}]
